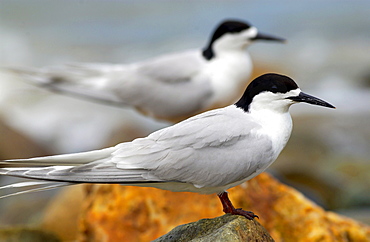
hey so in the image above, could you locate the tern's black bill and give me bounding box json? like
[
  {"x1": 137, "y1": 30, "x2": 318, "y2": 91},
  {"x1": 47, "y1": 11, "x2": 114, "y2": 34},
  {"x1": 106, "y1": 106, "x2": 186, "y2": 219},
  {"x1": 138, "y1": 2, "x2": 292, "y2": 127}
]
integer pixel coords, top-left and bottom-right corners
[
  {"x1": 287, "y1": 92, "x2": 335, "y2": 108},
  {"x1": 252, "y1": 32, "x2": 286, "y2": 42}
]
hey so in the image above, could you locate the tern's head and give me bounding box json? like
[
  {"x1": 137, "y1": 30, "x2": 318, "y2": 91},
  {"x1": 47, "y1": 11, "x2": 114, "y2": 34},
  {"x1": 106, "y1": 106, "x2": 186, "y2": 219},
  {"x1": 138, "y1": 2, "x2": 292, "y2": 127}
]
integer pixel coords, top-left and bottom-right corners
[
  {"x1": 235, "y1": 73, "x2": 335, "y2": 113},
  {"x1": 202, "y1": 20, "x2": 285, "y2": 60}
]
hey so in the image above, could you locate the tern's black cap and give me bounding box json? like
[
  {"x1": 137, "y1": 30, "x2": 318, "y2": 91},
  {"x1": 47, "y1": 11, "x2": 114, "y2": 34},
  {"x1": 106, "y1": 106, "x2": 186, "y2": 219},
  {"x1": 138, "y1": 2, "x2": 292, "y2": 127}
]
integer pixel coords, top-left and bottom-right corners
[
  {"x1": 235, "y1": 73, "x2": 298, "y2": 111},
  {"x1": 208, "y1": 20, "x2": 252, "y2": 43},
  {"x1": 236, "y1": 73, "x2": 335, "y2": 111},
  {"x1": 203, "y1": 20, "x2": 252, "y2": 60}
]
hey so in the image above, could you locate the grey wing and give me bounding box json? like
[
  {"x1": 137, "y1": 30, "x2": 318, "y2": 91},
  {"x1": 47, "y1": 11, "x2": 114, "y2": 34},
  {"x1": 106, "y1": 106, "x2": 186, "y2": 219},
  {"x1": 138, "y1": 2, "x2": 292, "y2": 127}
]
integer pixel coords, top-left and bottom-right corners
[
  {"x1": 135, "y1": 50, "x2": 205, "y2": 83},
  {"x1": 113, "y1": 107, "x2": 274, "y2": 188},
  {"x1": 111, "y1": 50, "x2": 213, "y2": 119},
  {"x1": 5, "y1": 50, "x2": 213, "y2": 120}
]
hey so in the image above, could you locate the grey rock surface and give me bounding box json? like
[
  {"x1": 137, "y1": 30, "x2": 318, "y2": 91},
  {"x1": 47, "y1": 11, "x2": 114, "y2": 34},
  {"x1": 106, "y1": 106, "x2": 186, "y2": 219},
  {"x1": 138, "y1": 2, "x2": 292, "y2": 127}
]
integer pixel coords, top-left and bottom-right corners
[{"x1": 153, "y1": 214, "x2": 274, "y2": 242}]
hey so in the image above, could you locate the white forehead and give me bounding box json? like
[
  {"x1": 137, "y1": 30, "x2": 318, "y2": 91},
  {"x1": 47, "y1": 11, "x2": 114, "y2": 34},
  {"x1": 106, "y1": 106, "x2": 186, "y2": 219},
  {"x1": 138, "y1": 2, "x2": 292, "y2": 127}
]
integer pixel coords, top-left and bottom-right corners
[
  {"x1": 253, "y1": 88, "x2": 301, "y2": 102},
  {"x1": 241, "y1": 26, "x2": 258, "y2": 38},
  {"x1": 284, "y1": 88, "x2": 301, "y2": 97}
]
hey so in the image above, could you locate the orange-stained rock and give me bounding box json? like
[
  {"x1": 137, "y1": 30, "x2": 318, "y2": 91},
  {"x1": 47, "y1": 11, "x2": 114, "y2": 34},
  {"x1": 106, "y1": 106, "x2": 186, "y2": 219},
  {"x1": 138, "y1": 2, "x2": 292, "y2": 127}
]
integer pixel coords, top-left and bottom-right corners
[
  {"x1": 78, "y1": 173, "x2": 370, "y2": 242},
  {"x1": 78, "y1": 184, "x2": 223, "y2": 242}
]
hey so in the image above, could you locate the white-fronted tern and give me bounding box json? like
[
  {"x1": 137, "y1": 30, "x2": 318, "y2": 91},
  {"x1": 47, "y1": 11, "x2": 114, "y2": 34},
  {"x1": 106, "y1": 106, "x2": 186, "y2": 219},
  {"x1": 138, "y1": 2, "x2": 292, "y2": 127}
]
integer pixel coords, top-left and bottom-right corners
[
  {"x1": 0, "y1": 73, "x2": 334, "y2": 219},
  {"x1": 6, "y1": 20, "x2": 285, "y2": 122}
]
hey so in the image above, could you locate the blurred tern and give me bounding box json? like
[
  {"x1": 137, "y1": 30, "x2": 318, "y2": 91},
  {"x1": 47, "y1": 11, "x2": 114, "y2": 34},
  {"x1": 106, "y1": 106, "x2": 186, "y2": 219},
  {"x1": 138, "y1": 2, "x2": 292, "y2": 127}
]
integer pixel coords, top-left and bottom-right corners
[
  {"x1": 6, "y1": 20, "x2": 285, "y2": 122},
  {"x1": 0, "y1": 73, "x2": 334, "y2": 219}
]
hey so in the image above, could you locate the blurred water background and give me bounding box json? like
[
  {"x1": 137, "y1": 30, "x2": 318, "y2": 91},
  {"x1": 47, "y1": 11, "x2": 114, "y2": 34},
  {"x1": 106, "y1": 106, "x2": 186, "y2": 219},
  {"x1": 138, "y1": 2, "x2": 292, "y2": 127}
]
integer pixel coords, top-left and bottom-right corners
[{"x1": 0, "y1": 0, "x2": 369, "y2": 228}]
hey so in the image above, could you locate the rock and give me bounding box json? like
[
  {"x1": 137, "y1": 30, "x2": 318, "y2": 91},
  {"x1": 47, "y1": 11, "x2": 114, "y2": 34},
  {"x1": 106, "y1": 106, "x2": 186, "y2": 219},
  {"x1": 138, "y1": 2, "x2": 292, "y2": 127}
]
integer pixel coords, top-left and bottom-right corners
[
  {"x1": 78, "y1": 173, "x2": 370, "y2": 241},
  {"x1": 78, "y1": 184, "x2": 223, "y2": 242},
  {"x1": 0, "y1": 227, "x2": 60, "y2": 242},
  {"x1": 153, "y1": 214, "x2": 274, "y2": 242}
]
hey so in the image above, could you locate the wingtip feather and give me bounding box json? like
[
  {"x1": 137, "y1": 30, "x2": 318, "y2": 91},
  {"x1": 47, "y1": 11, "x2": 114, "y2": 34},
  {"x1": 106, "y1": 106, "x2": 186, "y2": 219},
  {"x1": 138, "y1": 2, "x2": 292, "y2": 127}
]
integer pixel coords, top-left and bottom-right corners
[{"x1": 0, "y1": 181, "x2": 72, "y2": 199}]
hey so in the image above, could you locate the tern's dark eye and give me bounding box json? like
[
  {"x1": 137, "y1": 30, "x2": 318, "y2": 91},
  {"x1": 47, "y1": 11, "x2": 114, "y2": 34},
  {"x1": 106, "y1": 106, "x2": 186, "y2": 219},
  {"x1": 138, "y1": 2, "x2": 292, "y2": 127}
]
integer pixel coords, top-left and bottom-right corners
[{"x1": 271, "y1": 85, "x2": 278, "y2": 92}]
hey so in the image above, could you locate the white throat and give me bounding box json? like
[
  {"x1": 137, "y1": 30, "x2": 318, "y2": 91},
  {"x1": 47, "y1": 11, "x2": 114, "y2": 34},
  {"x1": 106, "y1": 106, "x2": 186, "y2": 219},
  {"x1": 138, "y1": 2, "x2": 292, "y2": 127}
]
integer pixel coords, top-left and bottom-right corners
[
  {"x1": 248, "y1": 89, "x2": 301, "y2": 155},
  {"x1": 250, "y1": 108, "x2": 292, "y2": 155}
]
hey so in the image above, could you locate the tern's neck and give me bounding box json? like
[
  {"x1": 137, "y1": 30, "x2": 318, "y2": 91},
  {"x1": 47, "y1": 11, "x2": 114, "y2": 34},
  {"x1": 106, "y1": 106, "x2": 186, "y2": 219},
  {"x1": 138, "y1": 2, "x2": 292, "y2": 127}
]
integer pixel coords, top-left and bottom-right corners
[
  {"x1": 250, "y1": 108, "x2": 293, "y2": 155},
  {"x1": 203, "y1": 42, "x2": 251, "y2": 60}
]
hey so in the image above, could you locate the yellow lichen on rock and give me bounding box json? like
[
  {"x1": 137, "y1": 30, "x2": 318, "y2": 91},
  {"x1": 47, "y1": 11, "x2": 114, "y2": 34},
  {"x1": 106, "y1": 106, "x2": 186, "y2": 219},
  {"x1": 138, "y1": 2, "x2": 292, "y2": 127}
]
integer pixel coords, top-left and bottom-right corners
[
  {"x1": 78, "y1": 184, "x2": 222, "y2": 242},
  {"x1": 77, "y1": 173, "x2": 370, "y2": 241}
]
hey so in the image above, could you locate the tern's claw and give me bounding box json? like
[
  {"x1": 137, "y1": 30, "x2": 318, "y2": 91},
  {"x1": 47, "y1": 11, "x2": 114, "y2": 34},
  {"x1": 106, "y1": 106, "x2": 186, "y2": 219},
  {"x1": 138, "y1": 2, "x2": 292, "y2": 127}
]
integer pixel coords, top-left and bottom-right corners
[{"x1": 233, "y1": 208, "x2": 259, "y2": 220}]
